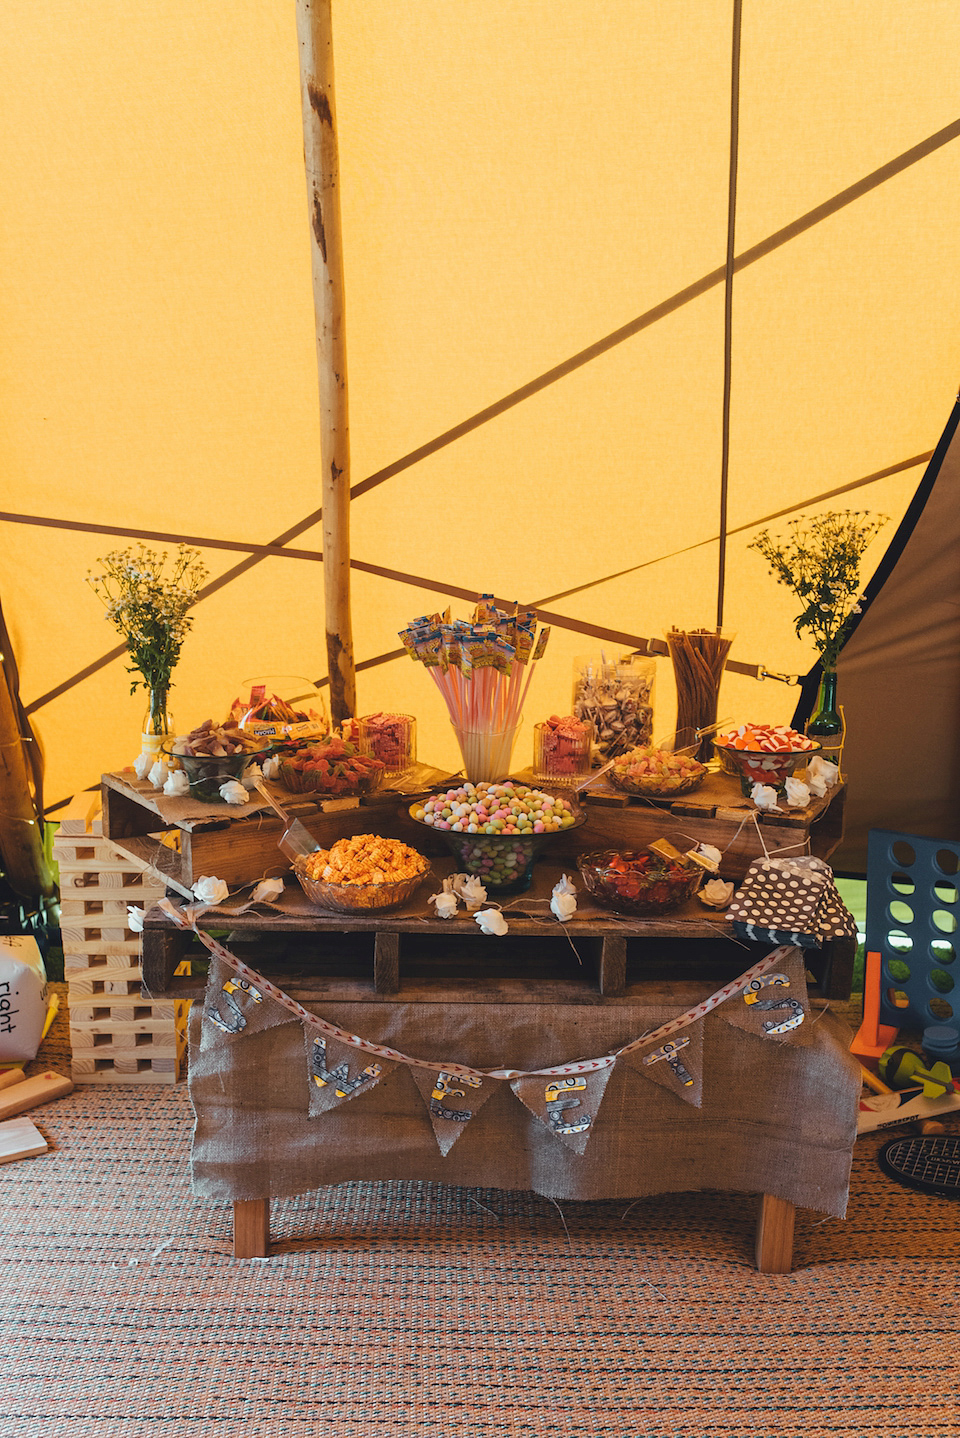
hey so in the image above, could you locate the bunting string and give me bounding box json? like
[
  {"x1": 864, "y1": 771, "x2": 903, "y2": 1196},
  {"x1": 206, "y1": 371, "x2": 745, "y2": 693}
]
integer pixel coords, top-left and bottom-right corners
[{"x1": 159, "y1": 899, "x2": 791, "y2": 1081}]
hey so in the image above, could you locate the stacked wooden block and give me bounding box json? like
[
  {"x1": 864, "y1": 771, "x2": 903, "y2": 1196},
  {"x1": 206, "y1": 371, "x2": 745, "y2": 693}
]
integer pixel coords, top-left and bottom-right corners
[{"x1": 54, "y1": 819, "x2": 188, "y2": 1083}]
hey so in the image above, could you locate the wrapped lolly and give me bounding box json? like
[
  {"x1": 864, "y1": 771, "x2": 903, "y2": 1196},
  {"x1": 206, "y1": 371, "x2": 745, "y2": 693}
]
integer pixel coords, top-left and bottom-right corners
[{"x1": 571, "y1": 655, "x2": 655, "y2": 762}]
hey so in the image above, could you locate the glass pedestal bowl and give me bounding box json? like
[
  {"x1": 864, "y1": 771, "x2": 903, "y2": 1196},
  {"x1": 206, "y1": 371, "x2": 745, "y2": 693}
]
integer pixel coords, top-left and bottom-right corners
[
  {"x1": 407, "y1": 784, "x2": 586, "y2": 893},
  {"x1": 713, "y1": 741, "x2": 821, "y2": 797}
]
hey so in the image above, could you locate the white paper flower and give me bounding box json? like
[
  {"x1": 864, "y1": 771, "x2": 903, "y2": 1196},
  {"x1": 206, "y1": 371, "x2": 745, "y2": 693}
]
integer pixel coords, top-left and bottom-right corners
[
  {"x1": 784, "y1": 776, "x2": 810, "y2": 809},
  {"x1": 250, "y1": 876, "x2": 285, "y2": 904},
  {"x1": 452, "y1": 874, "x2": 487, "y2": 911},
  {"x1": 192, "y1": 875, "x2": 229, "y2": 905},
  {"x1": 261, "y1": 754, "x2": 281, "y2": 781},
  {"x1": 475, "y1": 907, "x2": 508, "y2": 936},
  {"x1": 550, "y1": 875, "x2": 578, "y2": 922},
  {"x1": 133, "y1": 752, "x2": 153, "y2": 780},
  {"x1": 241, "y1": 762, "x2": 263, "y2": 791},
  {"x1": 219, "y1": 780, "x2": 251, "y2": 805},
  {"x1": 127, "y1": 905, "x2": 146, "y2": 932},
  {"x1": 699, "y1": 878, "x2": 735, "y2": 909},
  {"x1": 429, "y1": 891, "x2": 459, "y2": 919},
  {"x1": 750, "y1": 783, "x2": 781, "y2": 811},
  {"x1": 808, "y1": 772, "x2": 828, "y2": 798},
  {"x1": 162, "y1": 769, "x2": 190, "y2": 798},
  {"x1": 807, "y1": 755, "x2": 839, "y2": 788},
  {"x1": 148, "y1": 759, "x2": 169, "y2": 790}
]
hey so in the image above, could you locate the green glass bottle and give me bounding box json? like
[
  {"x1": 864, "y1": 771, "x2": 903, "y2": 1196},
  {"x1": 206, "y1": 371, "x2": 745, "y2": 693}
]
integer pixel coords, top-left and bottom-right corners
[{"x1": 807, "y1": 668, "x2": 842, "y2": 745}]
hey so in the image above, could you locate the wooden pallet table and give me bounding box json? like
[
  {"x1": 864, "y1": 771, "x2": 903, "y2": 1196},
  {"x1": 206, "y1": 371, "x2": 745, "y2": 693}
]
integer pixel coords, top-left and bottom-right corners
[
  {"x1": 128, "y1": 760, "x2": 855, "y2": 1273},
  {"x1": 141, "y1": 877, "x2": 855, "y2": 1274}
]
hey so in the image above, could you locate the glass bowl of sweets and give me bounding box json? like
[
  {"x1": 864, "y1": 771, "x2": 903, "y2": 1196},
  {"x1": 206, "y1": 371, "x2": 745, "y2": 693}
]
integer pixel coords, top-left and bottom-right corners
[
  {"x1": 577, "y1": 848, "x2": 703, "y2": 916},
  {"x1": 608, "y1": 744, "x2": 707, "y2": 799},
  {"x1": 713, "y1": 723, "x2": 821, "y2": 796},
  {"x1": 163, "y1": 722, "x2": 269, "y2": 802},
  {"x1": 409, "y1": 780, "x2": 584, "y2": 893},
  {"x1": 293, "y1": 834, "x2": 431, "y2": 913},
  {"x1": 275, "y1": 734, "x2": 385, "y2": 797}
]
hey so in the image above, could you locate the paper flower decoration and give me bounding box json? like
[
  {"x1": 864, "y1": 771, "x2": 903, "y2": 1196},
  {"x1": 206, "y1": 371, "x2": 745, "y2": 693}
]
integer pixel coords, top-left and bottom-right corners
[
  {"x1": 699, "y1": 878, "x2": 735, "y2": 909},
  {"x1": 162, "y1": 769, "x2": 190, "y2": 798},
  {"x1": 242, "y1": 762, "x2": 264, "y2": 791},
  {"x1": 475, "y1": 907, "x2": 508, "y2": 936},
  {"x1": 133, "y1": 752, "x2": 153, "y2": 780},
  {"x1": 127, "y1": 905, "x2": 146, "y2": 933},
  {"x1": 261, "y1": 754, "x2": 281, "y2": 781},
  {"x1": 219, "y1": 780, "x2": 250, "y2": 805},
  {"x1": 550, "y1": 875, "x2": 578, "y2": 922},
  {"x1": 429, "y1": 891, "x2": 459, "y2": 919},
  {"x1": 784, "y1": 776, "x2": 810, "y2": 809},
  {"x1": 750, "y1": 783, "x2": 780, "y2": 811},
  {"x1": 250, "y1": 876, "x2": 285, "y2": 904},
  {"x1": 807, "y1": 755, "x2": 839, "y2": 788},
  {"x1": 452, "y1": 874, "x2": 487, "y2": 912},
  {"x1": 192, "y1": 875, "x2": 229, "y2": 905},
  {"x1": 148, "y1": 759, "x2": 169, "y2": 790}
]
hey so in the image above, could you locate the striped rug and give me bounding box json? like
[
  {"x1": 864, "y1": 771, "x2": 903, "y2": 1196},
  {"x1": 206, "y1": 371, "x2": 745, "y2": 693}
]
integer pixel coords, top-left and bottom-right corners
[{"x1": 1, "y1": 990, "x2": 958, "y2": 1438}]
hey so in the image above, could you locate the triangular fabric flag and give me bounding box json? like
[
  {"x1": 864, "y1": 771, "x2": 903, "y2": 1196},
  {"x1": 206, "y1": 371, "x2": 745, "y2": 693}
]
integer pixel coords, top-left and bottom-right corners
[
  {"x1": 510, "y1": 1063, "x2": 614, "y2": 1154},
  {"x1": 200, "y1": 953, "x2": 298, "y2": 1049},
  {"x1": 720, "y1": 946, "x2": 811, "y2": 1044},
  {"x1": 408, "y1": 1066, "x2": 500, "y2": 1155},
  {"x1": 621, "y1": 1021, "x2": 704, "y2": 1107},
  {"x1": 304, "y1": 1027, "x2": 397, "y2": 1116}
]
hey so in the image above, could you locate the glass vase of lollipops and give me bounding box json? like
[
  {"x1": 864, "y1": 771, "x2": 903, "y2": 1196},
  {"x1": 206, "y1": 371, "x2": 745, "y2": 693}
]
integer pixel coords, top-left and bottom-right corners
[{"x1": 665, "y1": 628, "x2": 736, "y2": 763}]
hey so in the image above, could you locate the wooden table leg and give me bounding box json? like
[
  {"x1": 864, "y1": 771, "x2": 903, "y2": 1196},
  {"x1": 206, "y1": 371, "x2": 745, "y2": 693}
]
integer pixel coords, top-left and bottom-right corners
[
  {"x1": 755, "y1": 1193, "x2": 795, "y2": 1272},
  {"x1": 598, "y1": 934, "x2": 627, "y2": 995},
  {"x1": 374, "y1": 931, "x2": 400, "y2": 993},
  {"x1": 233, "y1": 1198, "x2": 270, "y2": 1258}
]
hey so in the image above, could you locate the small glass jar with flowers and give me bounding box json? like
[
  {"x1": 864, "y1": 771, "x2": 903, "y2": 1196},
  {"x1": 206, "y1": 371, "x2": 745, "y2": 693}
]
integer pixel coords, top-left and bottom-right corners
[{"x1": 87, "y1": 544, "x2": 208, "y2": 753}]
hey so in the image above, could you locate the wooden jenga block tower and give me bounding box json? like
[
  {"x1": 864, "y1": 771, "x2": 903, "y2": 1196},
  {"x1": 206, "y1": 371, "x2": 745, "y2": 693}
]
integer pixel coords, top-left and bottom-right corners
[{"x1": 54, "y1": 819, "x2": 189, "y2": 1083}]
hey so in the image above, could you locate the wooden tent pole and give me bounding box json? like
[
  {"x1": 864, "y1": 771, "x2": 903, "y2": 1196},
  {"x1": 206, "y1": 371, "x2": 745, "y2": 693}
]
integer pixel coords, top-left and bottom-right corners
[{"x1": 296, "y1": 0, "x2": 356, "y2": 724}]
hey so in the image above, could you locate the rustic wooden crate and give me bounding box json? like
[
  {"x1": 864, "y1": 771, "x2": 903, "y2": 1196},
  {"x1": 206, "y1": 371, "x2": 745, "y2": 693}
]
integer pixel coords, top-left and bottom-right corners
[
  {"x1": 100, "y1": 765, "x2": 847, "y2": 899},
  {"x1": 54, "y1": 818, "x2": 187, "y2": 1085}
]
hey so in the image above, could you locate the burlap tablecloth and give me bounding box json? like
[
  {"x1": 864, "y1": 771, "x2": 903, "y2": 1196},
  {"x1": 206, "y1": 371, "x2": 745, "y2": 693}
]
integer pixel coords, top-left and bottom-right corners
[{"x1": 189, "y1": 977, "x2": 861, "y2": 1217}]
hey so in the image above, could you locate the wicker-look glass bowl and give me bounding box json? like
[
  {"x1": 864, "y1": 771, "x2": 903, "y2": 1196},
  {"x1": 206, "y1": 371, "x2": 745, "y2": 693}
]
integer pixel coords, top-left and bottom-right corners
[
  {"x1": 161, "y1": 744, "x2": 269, "y2": 803},
  {"x1": 713, "y1": 740, "x2": 821, "y2": 797},
  {"x1": 292, "y1": 853, "x2": 430, "y2": 913},
  {"x1": 577, "y1": 849, "x2": 703, "y2": 916},
  {"x1": 608, "y1": 749, "x2": 707, "y2": 799}
]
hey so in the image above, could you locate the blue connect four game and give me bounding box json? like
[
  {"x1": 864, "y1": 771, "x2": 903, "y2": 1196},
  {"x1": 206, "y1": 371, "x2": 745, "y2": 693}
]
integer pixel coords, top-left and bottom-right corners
[{"x1": 868, "y1": 829, "x2": 960, "y2": 1034}]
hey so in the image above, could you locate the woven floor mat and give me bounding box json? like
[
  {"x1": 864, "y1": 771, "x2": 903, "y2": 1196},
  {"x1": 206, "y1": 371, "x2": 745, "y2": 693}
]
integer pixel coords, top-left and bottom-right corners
[{"x1": 2, "y1": 991, "x2": 958, "y2": 1437}]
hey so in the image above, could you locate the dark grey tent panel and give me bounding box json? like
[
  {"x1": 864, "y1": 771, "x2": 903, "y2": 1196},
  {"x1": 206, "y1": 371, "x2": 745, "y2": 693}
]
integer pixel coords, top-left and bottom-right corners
[{"x1": 820, "y1": 401, "x2": 960, "y2": 873}]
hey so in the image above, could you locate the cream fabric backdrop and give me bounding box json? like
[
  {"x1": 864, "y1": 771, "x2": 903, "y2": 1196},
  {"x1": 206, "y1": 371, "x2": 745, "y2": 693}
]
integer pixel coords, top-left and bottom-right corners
[{"x1": 2, "y1": 2, "x2": 958, "y2": 811}]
